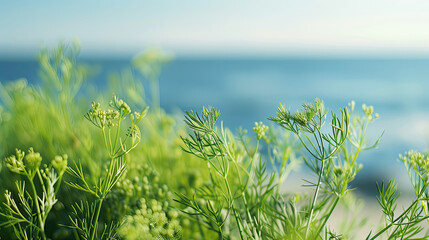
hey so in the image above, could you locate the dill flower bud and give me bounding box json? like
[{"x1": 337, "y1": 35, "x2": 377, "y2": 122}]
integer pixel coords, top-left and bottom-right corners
[
  {"x1": 89, "y1": 102, "x2": 102, "y2": 118},
  {"x1": 111, "y1": 95, "x2": 131, "y2": 116},
  {"x1": 40, "y1": 164, "x2": 50, "y2": 179},
  {"x1": 362, "y1": 104, "x2": 379, "y2": 121},
  {"x1": 253, "y1": 122, "x2": 269, "y2": 141},
  {"x1": 24, "y1": 148, "x2": 42, "y2": 179},
  {"x1": 168, "y1": 210, "x2": 179, "y2": 219},
  {"x1": 362, "y1": 104, "x2": 374, "y2": 116},
  {"x1": 4, "y1": 190, "x2": 12, "y2": 206},
  {"x1": 401, "y1": 151, "x2": 429, "y2": 173},
  {"x1": 52, "y1": 154, "x2": 68, "y2": 177},
  {"x1": 4, "y1": 149, "x2": 26, "y2": 175}
]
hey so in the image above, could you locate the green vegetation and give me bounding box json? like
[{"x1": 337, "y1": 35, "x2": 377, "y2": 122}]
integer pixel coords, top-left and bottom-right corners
[{"x1": 1, "y1": 43, "x2": 429, "y2": 239}]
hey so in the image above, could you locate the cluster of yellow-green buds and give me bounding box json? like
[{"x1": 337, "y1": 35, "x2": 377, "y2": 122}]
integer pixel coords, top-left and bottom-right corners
[
  {"x1": 4, "y1": 148, "x2": 42, "y2": 180},
  {"x1": 51, "y1": 154, "x2": 68, "y2": 177},
  {"x1": 4, "y1": 149, "x2": 26, "y2": 175},
  {"x1": 117, "y1": 197, "x2": 181, "y2": 240},
  {"x1": 290, "y1": 98, "x2": 326, "y2": 132},
  {"x1": 87, "y1": 101, "x2": 121, "y2": 128},
  {"x1": 362, "y1": 103, "x2": 379, "y2": 121},
  {"x1": 400, "y1": 150, "x2": 429, "y2": 176},
  {"x1": 253, "y1": 121, "x2": 269, "y2": 142},
  {"x1": 110, "y1": 95, "x2": 131, "y2": 117},
  {"x1": 86, "y1": 96, "x2": 136, "y2": 129}
]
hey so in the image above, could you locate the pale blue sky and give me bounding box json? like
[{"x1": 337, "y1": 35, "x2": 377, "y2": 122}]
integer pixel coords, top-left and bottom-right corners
[{"x1": 1, "y1": 0, "x2": 429, "y2": 57}]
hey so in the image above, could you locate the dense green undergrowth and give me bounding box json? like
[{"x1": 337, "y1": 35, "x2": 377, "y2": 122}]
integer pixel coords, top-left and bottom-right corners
[{"x1": 1, "y1": 44, "x2": 429, "y2": 239}]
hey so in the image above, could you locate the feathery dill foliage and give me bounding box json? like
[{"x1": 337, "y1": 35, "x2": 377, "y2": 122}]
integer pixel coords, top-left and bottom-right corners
[
  {"x1": 1, "y1": 148, "x2": 67, "y2": 240},
  {"x1": 366, "y1": 151, "x2": 429, "y2": 239},
  {"x1": 2, "y1": 42, "x2": 429, "y2": 239},
  {"x1": 67, "y1": 95, "x2": 147, "y2": 240},
  {"x1": 178, "y1": 99, "x2": 383, "y2": 239},
  {"x1": 0, "y1": 43, "x2": 188, "y2": 240}
]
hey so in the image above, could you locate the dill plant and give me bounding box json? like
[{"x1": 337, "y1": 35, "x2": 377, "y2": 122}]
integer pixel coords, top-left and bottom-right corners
[
  {"x1": 66, "y1": 95, "x2": 148, "y2": 240},
  {"x1": 365, "y1": 151, "x2": 429, "y2": 239},
  {"x1": 0, "y1": 43, "x2": 203, "y2": 239},
  {"x1": 2, "y1": 42, "x2": 429, "y2": 239},
  {"x1": 1, "y1": 148, "x2": 67, "y2": 240},
  {"x1": 177, "y1": 99, "x2": 383, "y2": 239}
]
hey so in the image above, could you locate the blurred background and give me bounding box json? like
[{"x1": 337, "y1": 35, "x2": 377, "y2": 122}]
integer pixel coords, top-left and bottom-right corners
[{"x1": 1, "y1": 0, "x2": 429, "y2": 194}]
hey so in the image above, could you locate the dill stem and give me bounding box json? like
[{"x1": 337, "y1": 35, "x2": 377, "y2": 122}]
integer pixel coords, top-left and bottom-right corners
[
  {"x1": 224, "y1": 176, "x2": 245, "y2": 240},
  {"x1": 108, "y1": 128, "x2": 113, "y2": 154},
  {"x1": 55, "y1": 175, "x2": 63, "y2": 195},
  {"x1": 315, "y1": 196, "x2": 339, "y2": 237},
  {"x1": 102, "y1": 128, "x2": 110, "y2": 157},
  {"x1": 36, "y1": 170, "x2": 48, "y2": 199},
  {"x1": 420, "y1": 195, "x2": 429, "y2": 227},
  {"x1": 113, "y1": 118, "x2": 122, "y2": 154},
  {"x1": 232, "y1": 159, "x2": 255, "y2": 232},
  {"x1": 218, "y1": 226, "x2": 223, "y2": 240},
  {"x1": 90, "y1": 199, "x2": 103, "y2": 240},
  {"x1": 29, "y1": 178, "x2": 46, "y2": 240},
  {"x1": 305, "y1": 159, "x2": 325, "y2": 239}
]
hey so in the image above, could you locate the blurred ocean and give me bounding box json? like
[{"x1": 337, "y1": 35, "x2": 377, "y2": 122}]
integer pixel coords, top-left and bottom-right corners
[{"x1": 1, "y1": 58, "x2": 429, "y2": 189}]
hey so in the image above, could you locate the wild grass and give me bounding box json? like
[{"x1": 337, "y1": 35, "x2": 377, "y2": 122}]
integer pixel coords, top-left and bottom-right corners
[{"x1": 0, "y1": 43, "x2": 429, "y2": 239}]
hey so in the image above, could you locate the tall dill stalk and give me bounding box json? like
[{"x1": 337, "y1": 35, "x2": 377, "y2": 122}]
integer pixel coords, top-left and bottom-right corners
[{"x1": 67, "y1": 96, "x2": 148, "y2": 239}]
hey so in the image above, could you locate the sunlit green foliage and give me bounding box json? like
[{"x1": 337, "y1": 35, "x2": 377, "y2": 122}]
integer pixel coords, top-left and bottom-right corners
[
  {"x1": 1, "y1": 43, "x2": 429, "y2": 239},
  {"x1": 0, "y1": 43, "x2": 202, "y2": 239},
  {"x1": 1, "y1": 148, "x2": 66, "y2": 240},
  {"x1": 176, "y1": 98, "x2": 383, "y2": 239}
]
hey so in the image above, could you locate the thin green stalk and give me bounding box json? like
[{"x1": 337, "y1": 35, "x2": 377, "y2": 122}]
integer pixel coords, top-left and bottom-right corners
[
  {"x1": 55, "y1": 175, "x2": 63, "y2": 195},
  {"x1": 29, "y1": 178, "x2": 46, "y2": 240},
  {"x1": 315, "y1": 196, "x2": 340, "y2": 237},
  {"x1": 218, "y1": 225, "x2": 224, "y2": 240},
  {"x1": 253, "y1": 140, "x2": 259, "y2": 159},
  {"x1": 297, "y1": 134, "x2": 319, "y2": 160},
  {"x1": 419, "y1": 193, "x2": 429, "y2": 227},
  {"x1": 316, "y1": 128, "x2": 326, "y2": 159},
  {"x1": 108, "y1": 128, "x2": 113, "y2": 154},
  {"x1": 113, "y1": 118, "x2": 122, "y2": 153},
  {"x1": 232, "y1": 159, "x2": 255, "y2": 232},
  {"x1": 305, "y1": 159, "x2": 325, "y2": 239},
  {"x1": 224, "y1": 176, "x2": 245, "y2": 240},
  {"x1": 102, "y1": 128, "x2": 110, "y2": 157},
  {"x1": 36, "y1": 170, "x2": 47, "y2": 198},
  {"x1": 232, "y1": 206, "x2": 245, "y2": 240},
  {"x1": 90, "y1": 199, "x2": 103, "y2": 240}
]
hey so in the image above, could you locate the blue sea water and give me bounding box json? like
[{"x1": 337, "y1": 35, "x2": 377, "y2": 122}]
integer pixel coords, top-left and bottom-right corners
[{"x1": 1, "y1": 58, "x2": 429, "y2": 182}]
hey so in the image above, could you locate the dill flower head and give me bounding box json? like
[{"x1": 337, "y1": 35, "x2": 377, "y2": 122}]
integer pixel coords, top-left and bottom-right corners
[
  {"x1": 86, "y1": 100, "x2": 123, "y2": 128},
  {"x1": 362, "y1": 104, "x2": 379, "y2": 121},
  {"x1": 253, "y1": 122, "x2": 269, "y2": 141},
  {"x1": 89, "y1": 101, "x2": 102, "y2": 118},
  {"x1": 110, "y1": 95, "x2": 131, "y2": 116},
  {"x1": 105, "y1": 109, "x2": 120, "y2": 127},
  {"x1": 4, "y1": 148, "x2": 26, "y2": 175},
  {"x1": 295, "y1": 98, "x2": 325, "y2": 128},
  {"x1": 400, "y1": 150, "x2": 429, "y2": 174},
  {"x1": 52, "y1": 154, "x2": 68, "y2": 177},
  {"x1": 24, "y1": 148, "x2": 42, "y2": 178}
]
